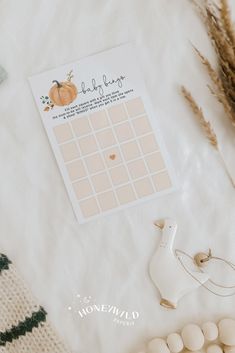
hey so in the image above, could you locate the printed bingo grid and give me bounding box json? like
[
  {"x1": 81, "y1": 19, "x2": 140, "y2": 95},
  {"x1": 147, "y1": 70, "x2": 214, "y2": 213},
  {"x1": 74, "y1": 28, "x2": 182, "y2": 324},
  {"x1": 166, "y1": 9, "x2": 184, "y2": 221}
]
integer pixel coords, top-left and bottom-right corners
[{"x1": 53, "y1": 97, "x2": 173, "y2": 220}]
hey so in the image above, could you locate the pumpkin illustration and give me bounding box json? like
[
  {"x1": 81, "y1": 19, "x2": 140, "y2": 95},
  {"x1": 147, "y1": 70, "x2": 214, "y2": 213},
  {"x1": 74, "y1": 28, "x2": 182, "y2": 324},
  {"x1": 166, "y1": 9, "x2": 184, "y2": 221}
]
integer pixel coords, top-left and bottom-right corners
[{"x1": 49, "y1": 80, "x2": 78, "y2": 106}]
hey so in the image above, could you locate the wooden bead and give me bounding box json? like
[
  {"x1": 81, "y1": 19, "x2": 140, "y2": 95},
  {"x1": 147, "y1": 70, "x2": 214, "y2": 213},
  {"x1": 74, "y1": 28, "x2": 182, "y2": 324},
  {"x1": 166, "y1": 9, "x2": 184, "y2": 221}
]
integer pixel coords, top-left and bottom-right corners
[
  {"x1": 218, "y1": 319, "x2": 235, "y2": 346},
  {"x1": 181, "y1": 324, "x2": 205, "y2": 351},
  {"x1": 166, "y1": 333, "x2": 184, "y2": 353},
  {"x1": 148, "y1": 338, "x2": 170, "y2": 353},
  {"x1": 194, "y1": 253, "x2": 209, "y2": 267},
  {"x1": 201, "y1": 322, "x2": 218, "y2": 341},
  {"x1": 224, "y1": 346, "x2": 235, "y2": 353},
  {"x1": 206, "y1": 344, "x2": 223, "y2": 353}
]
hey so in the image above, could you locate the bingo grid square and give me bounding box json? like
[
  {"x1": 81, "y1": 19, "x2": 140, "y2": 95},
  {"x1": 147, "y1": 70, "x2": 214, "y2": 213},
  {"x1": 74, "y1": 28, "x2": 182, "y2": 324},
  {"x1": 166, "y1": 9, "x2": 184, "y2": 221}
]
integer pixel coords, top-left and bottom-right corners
[{"x1": 54, "y1": 97, "x2": 172, "y2": 220}]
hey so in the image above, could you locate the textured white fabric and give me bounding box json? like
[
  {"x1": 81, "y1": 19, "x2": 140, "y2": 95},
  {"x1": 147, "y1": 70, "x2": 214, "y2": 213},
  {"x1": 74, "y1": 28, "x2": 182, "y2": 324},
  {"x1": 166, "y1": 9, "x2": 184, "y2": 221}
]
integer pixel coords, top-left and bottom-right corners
[
  {"x1": 0, "y1": 65, "x2": 7, "y2": 84},
  {"x1": 0, "y1": 1, "x2": 235, "y2": 353}
]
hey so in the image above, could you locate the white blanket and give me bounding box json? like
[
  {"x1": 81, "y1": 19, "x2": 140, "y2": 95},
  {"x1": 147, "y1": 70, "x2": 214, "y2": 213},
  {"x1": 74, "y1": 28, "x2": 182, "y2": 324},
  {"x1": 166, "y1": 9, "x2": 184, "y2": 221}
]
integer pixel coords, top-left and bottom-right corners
[{"x1": 0, "y1": 0, "x2": 235, "y2": 352}]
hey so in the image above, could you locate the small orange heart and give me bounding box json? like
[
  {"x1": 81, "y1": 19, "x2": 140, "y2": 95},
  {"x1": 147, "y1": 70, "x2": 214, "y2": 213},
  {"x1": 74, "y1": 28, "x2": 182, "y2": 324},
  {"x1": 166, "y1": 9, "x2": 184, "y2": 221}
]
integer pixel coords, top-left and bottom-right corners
[{"x1": 109, "y1": 154, "x2": 116, "y2": 160}]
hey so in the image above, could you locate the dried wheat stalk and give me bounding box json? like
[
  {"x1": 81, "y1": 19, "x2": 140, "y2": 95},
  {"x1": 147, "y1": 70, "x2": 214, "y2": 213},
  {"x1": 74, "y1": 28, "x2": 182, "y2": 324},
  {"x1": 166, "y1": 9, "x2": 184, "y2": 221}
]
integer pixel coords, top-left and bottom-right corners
[
  {"x1": 181, "y1": 87, "x2": 218, "y2": 147},
  {"x1": 181, "y1": 86, "x2": 235, "y2": 187},
  {"x1": 192, "y1": 0, "x2": 235, "y2": 126}
]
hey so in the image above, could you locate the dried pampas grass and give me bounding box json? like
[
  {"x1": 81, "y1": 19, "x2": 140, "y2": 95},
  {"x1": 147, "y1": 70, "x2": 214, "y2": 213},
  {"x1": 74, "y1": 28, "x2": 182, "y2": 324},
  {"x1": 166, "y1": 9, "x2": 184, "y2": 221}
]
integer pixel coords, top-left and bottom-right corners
[
  {"x1": 191, "y1": 0, "x2": 235, "y2": 126},
  {"x1": 181, "y1": 87, "x2": 218, "y2": 147},
  {"x1": 181, "y1": 0, "x2": 235, "y2": 186},
  {"x1": 181, "y1": 86, "x2": 235, "y2": 187}
]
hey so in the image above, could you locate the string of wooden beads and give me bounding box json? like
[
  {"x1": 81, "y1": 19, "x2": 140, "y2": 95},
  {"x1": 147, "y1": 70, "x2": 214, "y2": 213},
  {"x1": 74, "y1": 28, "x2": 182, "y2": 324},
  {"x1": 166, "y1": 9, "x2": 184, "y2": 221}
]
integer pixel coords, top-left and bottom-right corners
[{"x1": 146, "y1": 319, "x2": 235, "y2": 353}]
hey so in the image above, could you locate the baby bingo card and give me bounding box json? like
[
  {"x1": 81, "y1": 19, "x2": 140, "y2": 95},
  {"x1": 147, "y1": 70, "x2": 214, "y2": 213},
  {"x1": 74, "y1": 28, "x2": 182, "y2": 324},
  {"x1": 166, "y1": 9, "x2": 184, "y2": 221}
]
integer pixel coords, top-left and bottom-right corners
[{"x1": 29, "y1": 44, "x2": 176, "y2": 223}]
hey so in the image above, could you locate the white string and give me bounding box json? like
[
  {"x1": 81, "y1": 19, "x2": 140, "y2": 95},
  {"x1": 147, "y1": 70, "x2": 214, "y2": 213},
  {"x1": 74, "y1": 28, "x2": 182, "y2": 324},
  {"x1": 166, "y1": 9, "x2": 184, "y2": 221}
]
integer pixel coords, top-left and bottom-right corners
[{"x1": 175, "y1": 249, "x2": 235, "y2": 297}]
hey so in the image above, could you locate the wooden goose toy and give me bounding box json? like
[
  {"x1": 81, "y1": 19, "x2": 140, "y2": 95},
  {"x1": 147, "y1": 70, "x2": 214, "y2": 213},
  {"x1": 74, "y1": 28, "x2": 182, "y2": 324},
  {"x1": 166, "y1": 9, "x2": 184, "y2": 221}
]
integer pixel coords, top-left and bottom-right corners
[{"x1": 149, "y1": 218, "x2": 210, "y2": 309}]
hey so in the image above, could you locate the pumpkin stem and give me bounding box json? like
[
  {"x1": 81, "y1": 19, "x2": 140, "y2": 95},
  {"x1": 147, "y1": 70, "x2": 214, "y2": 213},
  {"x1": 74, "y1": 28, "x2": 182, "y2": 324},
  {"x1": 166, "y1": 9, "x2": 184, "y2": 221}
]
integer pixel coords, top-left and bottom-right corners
[{"x1": 52, "y1": 80, "x2": 62, "y2": 88}]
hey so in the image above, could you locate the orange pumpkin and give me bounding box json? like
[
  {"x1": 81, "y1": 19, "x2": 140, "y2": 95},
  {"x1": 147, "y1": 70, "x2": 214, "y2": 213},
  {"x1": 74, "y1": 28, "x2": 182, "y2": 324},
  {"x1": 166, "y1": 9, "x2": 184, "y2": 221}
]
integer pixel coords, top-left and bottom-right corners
[{"x1": 49, "y1": 80, "x2": 77, "y2": 106}]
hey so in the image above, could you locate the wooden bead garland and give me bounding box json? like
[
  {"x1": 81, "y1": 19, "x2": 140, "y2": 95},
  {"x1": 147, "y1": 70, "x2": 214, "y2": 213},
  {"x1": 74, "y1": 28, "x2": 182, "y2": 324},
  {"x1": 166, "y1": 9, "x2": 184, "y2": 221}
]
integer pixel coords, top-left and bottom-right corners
[
  {"x1": 146, "y1": 318, "x2": 235, "y2": 353},
  {"x1": 219, "y1": 319, "x2": 235, "y2": 346},
  {"x1": 148, "y1": 338, "x2": 170, "y2": 353},
  {"x1": 207, "y1": 344, "x2": 223, "y2": 353},
  {"x1": 181, "y1": 324, "x2": 204, "y2": 351},
  {"x1": 223, "y1": 346, "x2": 235, "y2": 353},
  {"x1": 166, "y1": 333, "x2": 184, "y2": 353},
  {"x1": 202, "y1": 322, "x2": 219, "y2": 342}
]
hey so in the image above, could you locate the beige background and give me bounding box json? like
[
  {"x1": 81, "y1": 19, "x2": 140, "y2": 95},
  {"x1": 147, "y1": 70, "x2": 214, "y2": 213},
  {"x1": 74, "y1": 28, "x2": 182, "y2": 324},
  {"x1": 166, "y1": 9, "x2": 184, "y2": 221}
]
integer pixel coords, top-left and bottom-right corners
[{"x1": 0, "y1": 1, "x2": 235, "y2": 353}]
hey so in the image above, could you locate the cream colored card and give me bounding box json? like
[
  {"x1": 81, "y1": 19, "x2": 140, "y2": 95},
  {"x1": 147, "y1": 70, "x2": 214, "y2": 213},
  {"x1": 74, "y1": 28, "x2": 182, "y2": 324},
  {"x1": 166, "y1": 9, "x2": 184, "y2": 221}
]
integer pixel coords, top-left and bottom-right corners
[{"x1": 29, "y1": 43, "x2": 176, "y2": 223}]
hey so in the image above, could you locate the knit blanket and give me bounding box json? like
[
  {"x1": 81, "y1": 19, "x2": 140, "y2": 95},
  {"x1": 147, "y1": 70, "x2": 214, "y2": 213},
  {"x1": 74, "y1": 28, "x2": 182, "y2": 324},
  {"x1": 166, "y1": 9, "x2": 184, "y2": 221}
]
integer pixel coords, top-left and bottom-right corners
[{"x1": 0, "y1": 254, "x2": 71, "y2": 353}]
